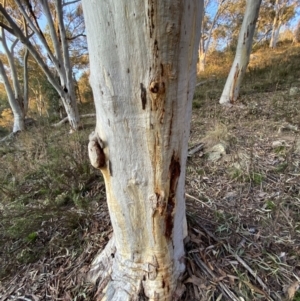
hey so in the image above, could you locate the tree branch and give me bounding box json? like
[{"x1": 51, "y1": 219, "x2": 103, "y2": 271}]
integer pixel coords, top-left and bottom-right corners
[
  {"x1": 67, "y1": 33, "x2": 86, "y2": 40},
  {"x1": 0, "y1": 4, "x2": 64, "y2": 98},
  {"x1": 0, "y1": 21, "x2": 15, "y2": 36},
  {"x1": 63, "y1": 0, "x2": 81, "y2": 7},
  {"x1": 13, "y1": 0, "x2": 60, "y2": 71},
  {"x1": 10, "y1": 38, "x2": 19, "y2": 52}
]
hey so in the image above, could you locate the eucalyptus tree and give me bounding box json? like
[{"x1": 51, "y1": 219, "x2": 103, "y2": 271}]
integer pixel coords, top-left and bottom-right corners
[
  {"x1": 220, "y1": 0, "x2": 261, "y2": 105},
  {"x1": 82, "y1": 1, "x2": 203, "y2": 300},
  {"x1": 0, "y1": 0, "x2": 29, "y2": 132},
  {"x1": 198, "y1": 0, "x2": 227, "y2": 72},
  {"x1": 269, "y1": 0, "x2": 297, "y2": 48},
  {"x1": 251, "y1": 0, "x2": 297, "y2": 47},
  {"x1": 295, "y1": 20, "x2": 300, "y2": 43},
  {"x1": 27, "y1": 53, "x2": 60, "y2": 117},
  {"x1": 0, "y1": 0, "x2": 81, "y2": 130}
]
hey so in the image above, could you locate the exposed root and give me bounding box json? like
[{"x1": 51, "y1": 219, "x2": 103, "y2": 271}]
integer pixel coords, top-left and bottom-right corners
[
  {"x1": 88, "y1": 236, "x2": 116, "y2": 284},
  {"x1": 88, "y1": 237, "x2": 143, "y2": 301},
  {"x1": 88, "y1": 237, "x2": 185, "y2": 301}
]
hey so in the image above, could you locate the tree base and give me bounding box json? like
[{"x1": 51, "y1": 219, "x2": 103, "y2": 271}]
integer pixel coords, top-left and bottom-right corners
[{"x1": 88, "y1": 237, "x2": 185, "y2": 301}]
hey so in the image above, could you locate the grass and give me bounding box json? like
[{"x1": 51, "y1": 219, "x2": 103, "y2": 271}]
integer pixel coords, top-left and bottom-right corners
[
  {"x1": 0, "y1": 118, "x2": 108, "y2": 288},
  {"x1": 0, "y1": 42, "x2": 300, "y2": 300},
  {"x1": 186, "y1": 42, "x2": 300, "y2": 300}
]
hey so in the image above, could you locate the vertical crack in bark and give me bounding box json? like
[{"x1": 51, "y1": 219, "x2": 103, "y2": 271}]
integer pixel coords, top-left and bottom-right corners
[
  {"x1": 140, "y1": 83, "x2": 147, "y2": 110},
  {"x1": 168, "y1": 109, "x2": 173, "y2": 145},
  {"x1": 148, "y1": 0, "x2": 155, "y2": 38},
  {"x1": 165, "y1": 153, "x2": 181, "y2": 239},
  {"x1": 160, "y1": 63, "x2": 164, "y2": 76}
]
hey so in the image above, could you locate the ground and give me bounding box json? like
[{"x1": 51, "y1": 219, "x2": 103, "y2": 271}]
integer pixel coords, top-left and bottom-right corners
[{"x1": 0, "y1": 42, "x2": 300, "y2": 300}]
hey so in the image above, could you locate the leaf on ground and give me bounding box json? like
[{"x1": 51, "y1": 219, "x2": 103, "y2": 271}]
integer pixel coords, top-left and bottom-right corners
[
  {"x1": 242, "y1": 280, "x2": 266, "y2": 297},
  {"x1": 287, "y1": 281, "x2": 300, "y2": 300},
  {"x1": 185, "y1": 275, "x2": 208, "y2": 289}
]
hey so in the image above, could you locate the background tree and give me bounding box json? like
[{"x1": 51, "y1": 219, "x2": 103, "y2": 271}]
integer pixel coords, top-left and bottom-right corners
[
  {"x1": 0, "y1": 0, "x2": 81, "y2": 130},
  {"x1": 27, "y1": 54, "x2": 60, "y2": 118},
  {"x1": 0, "y1": 0, "x2": 30, "y2": 132},
  {"x1": 82, "y1": 0, "x2": 203, "y2": 300},
  {"x1": 269, "y1": 0, "x2": 297, "y2": 48},
  {"x1": 76, "y1": 70, "x2": 92, "y2": 103},
  {"x1": 294, "y1": 20, "x2": 300, "y2": 43},
  {"x1": 198, "y1": 0, "x2": 227, "y2": 72},
  {"x1": 220, "y1": 0, "x2": 262, "y2": 104}
]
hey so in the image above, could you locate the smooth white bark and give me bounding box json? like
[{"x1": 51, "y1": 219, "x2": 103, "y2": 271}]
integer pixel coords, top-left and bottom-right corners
[
  {"x1": 220, "y1": 0, "x2": 261, "y2": 105},
  {"x1": 0, "y1": 59, "x2": 24, "y2": 132},
  {"x1": 83, "y1": 1, "x2": 202, "y2": 300},
  {"x1": 2, "y1": 1, "x2": 80, "y2": 130},
  {"x1": 0, "y1": 28, "x2": 26, "y2": 132},
  {"x1": 269, "y1": 0, "x2": 281, "y2": 48},
  {"x1": 269, "y1": 0, "x2": 296, "y2": 48}
]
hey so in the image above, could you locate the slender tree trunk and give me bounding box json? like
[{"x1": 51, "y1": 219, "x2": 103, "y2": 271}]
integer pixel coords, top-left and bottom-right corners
[
  {"x1": 269, "y1": 0, "x2": 280, "y2": 48},
  {"x1": 82, "y1": 1, "x2": 203, "y2": 300},
  {"x1": 198, "y1": 48, "x2": 206, "y2": 73},
  {"x1": 198, "y1": 0, "x2": 224, "y2": 73},
  {"x1": 270, "y1": 21, "x2": 282, "y2": 48},
  {"x1": 0, "y1": 27, "x2": 25, "y2": 132},
  {"x1": 60, "y1": 91, "x2": 80, "y2": 130},
  {"x1": 220, "y1": 0, "x2": 261, "y2": 105},
  {"x1": 198, "y1": 8, "x2": 206, "y2": 73},
  {"x1": 23, "y1": 16, "x2": 29, "y2": 115},
  {"x1": 0, "y1": 2, "x2": 81, "y2": 131},
  {"x1": 0, "y1": 59, "x2": 24, "y2": 132}
]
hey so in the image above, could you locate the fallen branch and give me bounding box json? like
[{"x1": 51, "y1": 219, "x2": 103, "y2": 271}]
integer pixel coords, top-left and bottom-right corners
[
  {"x1": 52, "y1": 113, "x2": 96, "y2": 127},
  {"x1": 185, "y1": 193, "x2": 211, "y2": 209},
  {"x1": 196, "y1": 80, "x2": 208, "y2": 87},
  {"x1": 188, "y1": 143, "x2": 204, "y2": 157},
  {"x1": 233, "y1": 253, "x2": 271, "y2": 299}
]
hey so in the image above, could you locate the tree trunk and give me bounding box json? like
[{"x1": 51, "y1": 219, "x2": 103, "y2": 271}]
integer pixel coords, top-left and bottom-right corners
[
  {"x1": 220, "y1": 0, "x2": 261, "y2": 105},
  {"x1": 0, "y1": 27, "x2": 25, "y2": 132},
  {"x1": 82, "y1": 1, "x2": 203, "y2": 300},
  {"x1": 270, "y1": 21, "x2": 282, "y2": 48},
  {"x1": 269, "y1": 0, "x2": 280, "y2": 48},
  {"x1": 60, "y1": 91, "x2": 80, "y2": 130},
  {"x1": 197, "y1": 0, "x2": 225, "y2": 73},
  {"x1": 198, "y1": 49, "x2": 206, "y2": 73},
  {"x1": 0, "y1": 59, "x2": 24, "y2": 132},
  {"x1": 23, "y1": 16, "x2": 29, "y2": 115}
]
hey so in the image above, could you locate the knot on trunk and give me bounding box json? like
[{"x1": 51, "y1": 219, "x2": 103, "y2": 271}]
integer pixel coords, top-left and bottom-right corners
[
  {"x1": 88, "y1": 131, "x2": 106, "y2": 169},
  {"x1": 149, "y1": 80, "x2": 165, "y2": 95}
]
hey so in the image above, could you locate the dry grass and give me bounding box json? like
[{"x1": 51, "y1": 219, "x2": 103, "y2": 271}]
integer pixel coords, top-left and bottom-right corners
[
  {"x1": 0, "y1": 43, "x2": 300, "y2": 300},
  {"x1": 183, "y1": 43, "x2": 300, "y2": 300}
]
